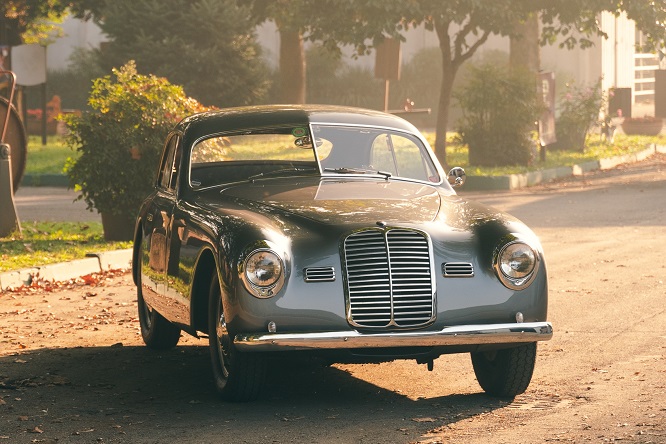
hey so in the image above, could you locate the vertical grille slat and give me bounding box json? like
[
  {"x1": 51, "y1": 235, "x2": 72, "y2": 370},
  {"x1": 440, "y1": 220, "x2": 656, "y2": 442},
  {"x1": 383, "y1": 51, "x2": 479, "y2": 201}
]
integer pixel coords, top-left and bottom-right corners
[{"x1": 344, "y1": 229, "x2": 434, "y2": 328}]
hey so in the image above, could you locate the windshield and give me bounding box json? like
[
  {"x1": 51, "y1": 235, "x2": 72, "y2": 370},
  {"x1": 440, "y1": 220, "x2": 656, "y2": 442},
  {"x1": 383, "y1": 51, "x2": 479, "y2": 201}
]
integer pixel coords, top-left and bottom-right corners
[
  {"x1": 313, "y1": 125, "x2": 440, "y2": 183},
  {"x1": 188, "y1": 124, "x2": 440, "y2": 188}
]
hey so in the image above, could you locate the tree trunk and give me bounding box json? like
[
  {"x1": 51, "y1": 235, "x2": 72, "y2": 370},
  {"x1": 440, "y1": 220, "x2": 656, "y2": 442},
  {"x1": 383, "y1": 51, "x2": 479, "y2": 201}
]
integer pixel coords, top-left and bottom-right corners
[
  {"x1": 433, "y1": 19, "x2": 459, "y2": 169},
  {"x1": 279, "y1": 29, "x2": 306, "y2": 104},
  {"x1": 434, "y1": 64, "x2": 456, "y2": 169},
  {"x1": 509, "y1": 13, "x2": 540, "y2": 73}
]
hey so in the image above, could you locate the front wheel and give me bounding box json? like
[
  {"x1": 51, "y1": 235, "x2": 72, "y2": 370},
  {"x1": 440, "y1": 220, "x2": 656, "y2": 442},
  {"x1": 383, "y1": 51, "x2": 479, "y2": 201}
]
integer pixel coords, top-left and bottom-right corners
[
  {"x1": 471, "y1": 342, "x2": 537, "y2": 398},
  {"x1": 208, "y1": 273, "x2": 266, "y2": 401},
  {"x1": 136, "y1": 253, "x2": 181, "y2": 350}
]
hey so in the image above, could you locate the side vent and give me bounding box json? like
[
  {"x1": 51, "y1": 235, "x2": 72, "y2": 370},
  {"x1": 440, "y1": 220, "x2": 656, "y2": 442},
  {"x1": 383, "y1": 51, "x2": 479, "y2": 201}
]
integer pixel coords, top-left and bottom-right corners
[
  {"x1": 304, "y1": 266, "x2": 336, "y2": 282},
  {"x1": 442, "y1": 262, "x2": 474, "y2": 277}
]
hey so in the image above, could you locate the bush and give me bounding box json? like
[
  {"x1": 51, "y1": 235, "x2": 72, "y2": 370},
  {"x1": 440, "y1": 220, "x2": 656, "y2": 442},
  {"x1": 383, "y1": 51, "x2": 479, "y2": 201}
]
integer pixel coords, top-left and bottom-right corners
[
  {"x1": 64, "y1": 61, "x2": 207, "y2": 239},
  {"x1": 555, "y1": 80, "x2": 603, "y2": 151},
  {"x1": 456, "y1": 63, "x2": 542, "y2": 167}
]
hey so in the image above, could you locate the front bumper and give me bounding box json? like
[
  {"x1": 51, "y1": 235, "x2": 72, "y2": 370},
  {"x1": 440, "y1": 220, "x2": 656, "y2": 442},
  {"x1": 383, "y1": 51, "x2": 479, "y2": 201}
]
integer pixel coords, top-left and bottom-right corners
[{"x1": 233, "y1": 321, "x2": 553, "y2": 351}]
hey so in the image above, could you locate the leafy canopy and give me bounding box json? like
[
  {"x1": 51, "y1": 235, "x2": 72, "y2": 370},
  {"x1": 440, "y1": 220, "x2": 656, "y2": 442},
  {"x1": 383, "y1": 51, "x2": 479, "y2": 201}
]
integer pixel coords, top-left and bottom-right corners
[{"x1": 97, "y1": 0, "x2": 270, "y2": 108}]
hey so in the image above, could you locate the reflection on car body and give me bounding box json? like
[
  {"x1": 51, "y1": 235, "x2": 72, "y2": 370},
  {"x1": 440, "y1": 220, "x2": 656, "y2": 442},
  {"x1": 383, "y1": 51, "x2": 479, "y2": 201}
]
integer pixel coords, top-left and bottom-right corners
[{"x1": 132, "y1": 105, "x2": 552, "y2": 401}]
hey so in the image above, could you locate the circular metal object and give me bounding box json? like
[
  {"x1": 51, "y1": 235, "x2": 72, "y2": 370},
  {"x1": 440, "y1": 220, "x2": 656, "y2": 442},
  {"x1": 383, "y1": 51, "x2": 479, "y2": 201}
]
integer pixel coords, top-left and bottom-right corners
[{"x1": 0, "y1": 98, "x2": 27, "y2": 192}]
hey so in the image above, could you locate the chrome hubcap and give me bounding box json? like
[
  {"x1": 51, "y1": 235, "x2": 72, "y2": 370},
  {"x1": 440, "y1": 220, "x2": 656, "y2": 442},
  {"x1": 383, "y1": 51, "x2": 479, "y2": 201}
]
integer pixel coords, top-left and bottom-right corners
[{"x1": 216, "y1": 302, "x2": 231, "y2": 378}]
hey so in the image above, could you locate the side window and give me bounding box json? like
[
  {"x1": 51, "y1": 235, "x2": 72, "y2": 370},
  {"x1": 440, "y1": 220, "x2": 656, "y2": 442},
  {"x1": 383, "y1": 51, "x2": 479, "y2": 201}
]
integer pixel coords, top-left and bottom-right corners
[
  {"x1": 157, "y1": 135, "x2": 180, "y2": 191},
  {"x1": 370, "y1": 133, "x2": 438, "y2": 182}
]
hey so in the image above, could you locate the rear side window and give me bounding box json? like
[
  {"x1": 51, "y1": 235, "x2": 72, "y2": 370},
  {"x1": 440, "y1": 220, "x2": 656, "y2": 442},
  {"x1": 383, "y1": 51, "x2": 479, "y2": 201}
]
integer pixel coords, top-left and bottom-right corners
[{"x1": 157, "y1": 134, "x2": 180, "y2": 191}]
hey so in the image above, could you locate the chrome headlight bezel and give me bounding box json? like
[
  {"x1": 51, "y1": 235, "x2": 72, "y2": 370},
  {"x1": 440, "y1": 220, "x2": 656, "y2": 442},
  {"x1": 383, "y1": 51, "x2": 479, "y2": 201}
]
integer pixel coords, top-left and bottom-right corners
[
  {"x1": 240, "y1": 247, "x2": 285, "y2": 299},
  {"x1": 493, "y1": 239, "x2": 540, "y2": 290}
]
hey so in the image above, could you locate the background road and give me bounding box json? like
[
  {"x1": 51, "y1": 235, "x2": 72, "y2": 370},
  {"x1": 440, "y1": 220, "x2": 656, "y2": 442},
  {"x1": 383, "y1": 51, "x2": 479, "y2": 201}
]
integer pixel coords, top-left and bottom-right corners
[{"x1": 1, "y1": 155, "x2": 665, "y2": 443}]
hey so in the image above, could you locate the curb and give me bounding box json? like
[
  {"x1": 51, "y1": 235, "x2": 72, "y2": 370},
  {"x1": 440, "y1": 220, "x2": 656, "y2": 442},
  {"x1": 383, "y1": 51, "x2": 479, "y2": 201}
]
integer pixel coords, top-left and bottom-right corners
[
  {"x1": 0, "y1": 249, "x2": 133, "y2": 292},
  {"x1": 462, "y1": 144, "x2": 665, "y2": 191}
]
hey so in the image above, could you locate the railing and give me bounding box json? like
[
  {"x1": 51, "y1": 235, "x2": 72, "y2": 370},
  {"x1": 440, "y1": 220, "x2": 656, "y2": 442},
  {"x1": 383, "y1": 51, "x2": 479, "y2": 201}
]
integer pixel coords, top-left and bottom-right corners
[{"x1": 634, "y1": 53, "x2": 659, "y2": 104}]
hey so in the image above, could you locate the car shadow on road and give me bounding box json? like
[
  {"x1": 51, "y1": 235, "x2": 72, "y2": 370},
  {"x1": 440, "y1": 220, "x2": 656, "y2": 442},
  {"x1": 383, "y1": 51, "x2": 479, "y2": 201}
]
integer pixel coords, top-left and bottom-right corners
[{"x1": 1, "y1": 345, "x2": 510, "y2": 443}]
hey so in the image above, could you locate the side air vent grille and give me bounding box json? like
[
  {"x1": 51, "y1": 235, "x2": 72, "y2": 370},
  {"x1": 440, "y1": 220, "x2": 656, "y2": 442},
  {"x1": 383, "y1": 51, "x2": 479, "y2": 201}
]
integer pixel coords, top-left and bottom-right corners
[
  {"x1": 343, "y1": 229, "x2": 435, "y2": 329},
  {"x1": 442, "y1": 262, "x2": 474, "y2": 277},
  {"x1": 304, "y1": 266, "x2": 336, "y2": 282}
]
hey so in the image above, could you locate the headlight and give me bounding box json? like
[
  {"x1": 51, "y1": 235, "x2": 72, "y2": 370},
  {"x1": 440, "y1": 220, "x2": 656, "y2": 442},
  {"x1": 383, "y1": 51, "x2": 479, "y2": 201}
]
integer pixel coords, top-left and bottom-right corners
[
  {"x1": 494, "y1": 241, "x2": 538, "y2": 290},
  {"x1": 242, "y1": 249, "x2": 285, "y2": 298}
]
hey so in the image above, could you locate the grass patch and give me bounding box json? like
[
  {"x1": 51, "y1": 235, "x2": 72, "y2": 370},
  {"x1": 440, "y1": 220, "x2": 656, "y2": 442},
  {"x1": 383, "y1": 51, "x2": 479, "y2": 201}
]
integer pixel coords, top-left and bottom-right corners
[
  {"x1": 424, "y1": 133, "x2": 665, "y2": 176},
  {"x1": 26, "y1": 135, "x2": 78, "y2": 175},
  {"x1": 0, "y1": 222, "x2": 132, "y2": 272}
]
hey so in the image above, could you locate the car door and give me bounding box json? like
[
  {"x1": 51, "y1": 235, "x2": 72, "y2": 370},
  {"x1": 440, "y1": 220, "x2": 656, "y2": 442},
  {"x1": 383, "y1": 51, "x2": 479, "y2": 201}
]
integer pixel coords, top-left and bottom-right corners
[{"x1": 140, "y1": 134, "x2": 181, "y2": 319}]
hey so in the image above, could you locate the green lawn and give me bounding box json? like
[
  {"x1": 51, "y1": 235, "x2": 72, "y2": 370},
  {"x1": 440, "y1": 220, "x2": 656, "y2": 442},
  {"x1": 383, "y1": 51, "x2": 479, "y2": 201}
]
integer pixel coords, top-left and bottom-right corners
[
  {"x1": 25, "y1": 135, "x2": 78, "y2": 175},
  {"x1": 423, "y1": 132, "x2": 666, "y2": 176},
  {"x1": 0, "y1": 222, "x2": 131, "y2": 273}
]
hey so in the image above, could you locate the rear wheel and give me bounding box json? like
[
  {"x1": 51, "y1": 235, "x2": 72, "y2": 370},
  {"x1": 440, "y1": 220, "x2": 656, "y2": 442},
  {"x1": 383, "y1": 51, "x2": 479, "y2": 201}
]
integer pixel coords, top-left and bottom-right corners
[
  {"x1": 208, "y1": 273, "x2": 266, "y2": 401},
  {"x1": 471, "y1": 342, "x2": 537, "y2": 398},
  {"x1": 136, "y1": 253, "x2": 181, "y2": 350}
]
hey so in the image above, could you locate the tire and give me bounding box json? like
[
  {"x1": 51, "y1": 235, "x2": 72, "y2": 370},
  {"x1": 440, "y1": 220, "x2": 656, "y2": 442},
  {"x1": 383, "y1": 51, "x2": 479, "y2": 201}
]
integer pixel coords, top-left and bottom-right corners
[
  {"x1": 471, "y1": 342, "x2": 537, "y2": 398},
  {"x1": 208, "y1": 273, "x2": 266, "y2": 402},
  {"x1": 136, "y1": 254, "x2": 181, "y2": 350}
]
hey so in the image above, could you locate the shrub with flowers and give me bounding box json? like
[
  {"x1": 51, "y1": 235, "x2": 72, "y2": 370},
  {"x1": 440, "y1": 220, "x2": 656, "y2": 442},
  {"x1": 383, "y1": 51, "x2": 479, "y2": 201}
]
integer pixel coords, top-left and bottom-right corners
[
  {"x1": 63, "y1": 61, "x2": 208, "y2": 240},
  {"x1": 555, "y1": 80, "x2": 604, "y2": 151}
]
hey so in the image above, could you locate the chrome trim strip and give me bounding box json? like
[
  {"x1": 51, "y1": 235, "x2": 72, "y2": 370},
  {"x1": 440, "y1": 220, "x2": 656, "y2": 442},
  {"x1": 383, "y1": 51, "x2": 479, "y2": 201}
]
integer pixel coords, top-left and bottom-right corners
[{"x1": 233, "y1": 321, "x2": 553, "y2": 351}]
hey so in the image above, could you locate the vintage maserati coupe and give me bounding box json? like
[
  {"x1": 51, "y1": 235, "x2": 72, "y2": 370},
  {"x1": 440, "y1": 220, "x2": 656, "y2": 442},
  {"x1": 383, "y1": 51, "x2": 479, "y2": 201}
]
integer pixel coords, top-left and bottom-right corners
[{"x1": 132, "y1": 105, "x2": 552, "y2": 401}]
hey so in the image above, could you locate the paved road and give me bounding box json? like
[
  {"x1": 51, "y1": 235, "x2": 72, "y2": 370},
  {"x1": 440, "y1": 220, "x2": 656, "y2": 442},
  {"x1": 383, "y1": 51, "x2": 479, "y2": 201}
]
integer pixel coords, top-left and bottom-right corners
[{"x1": 13, "y1": 186, "x2": 100, "y2": 223}]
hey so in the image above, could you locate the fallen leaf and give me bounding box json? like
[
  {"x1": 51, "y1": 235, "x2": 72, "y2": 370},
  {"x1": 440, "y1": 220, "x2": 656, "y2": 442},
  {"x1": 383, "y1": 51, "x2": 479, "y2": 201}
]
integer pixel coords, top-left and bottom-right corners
[
  {"x1": 28, "y1": 426, "x2": 43, "y2": 434},
  {"x1": 412, "y1": 417, "x2": 437, "y2": 423}
]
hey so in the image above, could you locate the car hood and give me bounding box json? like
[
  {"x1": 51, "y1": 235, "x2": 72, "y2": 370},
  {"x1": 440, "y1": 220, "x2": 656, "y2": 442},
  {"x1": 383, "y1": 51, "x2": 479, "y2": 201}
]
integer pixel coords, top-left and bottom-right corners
[{"x1": 217, "y1": 177, "x2": 447, "y2": 225}]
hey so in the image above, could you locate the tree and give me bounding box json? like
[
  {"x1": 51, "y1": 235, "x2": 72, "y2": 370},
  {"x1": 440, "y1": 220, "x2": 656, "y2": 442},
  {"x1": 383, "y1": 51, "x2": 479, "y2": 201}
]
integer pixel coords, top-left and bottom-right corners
[
  {"x1": 244, "y1": 0, "x2": 325, "y2": 104},
  {"x1": 0, "y1": 1, "x2": 101, "y2": 45},
  {"x1": 98, "y1": 0, "x2": 270, "y2": 108},
  {"x1": 306, "y1": 0, "x2": 666, "y2": 167}
]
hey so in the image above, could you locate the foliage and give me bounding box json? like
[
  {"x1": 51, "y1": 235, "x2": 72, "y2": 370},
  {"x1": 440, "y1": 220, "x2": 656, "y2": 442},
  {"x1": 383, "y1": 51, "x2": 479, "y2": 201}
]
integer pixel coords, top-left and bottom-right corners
[
  {"x1": 304, "y1": 46, "x2": 384, "y2": 109},
  {"x1": 555, "y1": 80, "x2": 604, "y2": 151},
  {"x1": 97, "y1": 0, "x2": 270, "y2": 108},
  {"x1": 301, "y1": 0, "x2": 666, "y2": 167},
  {"x1": 63, "y1": 61, "x2": 207, "y2": 220},
  {"x1": 0, "y1": 221, "x2": 131, "y2": 272},
  {"x1": 455, "y1": 63, "x2": 542, "y2": 167},
  {"x1": 0, "y1": 0, "x2": 102, "y2": 45}
]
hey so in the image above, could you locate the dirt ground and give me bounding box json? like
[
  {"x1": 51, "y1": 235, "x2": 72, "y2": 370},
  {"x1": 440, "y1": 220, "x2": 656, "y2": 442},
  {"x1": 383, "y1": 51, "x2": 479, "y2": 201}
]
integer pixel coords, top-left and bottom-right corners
[{"x1": 1, "y1": 155, "x2": 665, "y2": 443}]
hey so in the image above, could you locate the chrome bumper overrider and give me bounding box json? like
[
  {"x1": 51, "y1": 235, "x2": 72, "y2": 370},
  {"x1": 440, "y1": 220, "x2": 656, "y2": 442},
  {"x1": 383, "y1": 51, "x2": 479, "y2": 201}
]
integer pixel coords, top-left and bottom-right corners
[{"x1": 233, "y1": 322, "x2": 553, "y2": 351}]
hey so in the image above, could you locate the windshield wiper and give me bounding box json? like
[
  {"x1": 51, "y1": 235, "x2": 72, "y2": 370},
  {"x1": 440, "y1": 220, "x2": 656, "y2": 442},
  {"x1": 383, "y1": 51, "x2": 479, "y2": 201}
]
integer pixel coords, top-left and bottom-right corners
[
  {"x1": 248, "y1": 166, "x2": 318, "y2": 182},
  {"x1": 323, "y1": 167, "x2": 392, "y2": 179}
]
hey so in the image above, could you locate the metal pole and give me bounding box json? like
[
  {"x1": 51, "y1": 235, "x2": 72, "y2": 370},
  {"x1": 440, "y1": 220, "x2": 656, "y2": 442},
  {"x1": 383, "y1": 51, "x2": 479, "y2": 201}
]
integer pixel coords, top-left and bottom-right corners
[{"x1": 0, "y1": 69, "x2": 22, "y2": 236}]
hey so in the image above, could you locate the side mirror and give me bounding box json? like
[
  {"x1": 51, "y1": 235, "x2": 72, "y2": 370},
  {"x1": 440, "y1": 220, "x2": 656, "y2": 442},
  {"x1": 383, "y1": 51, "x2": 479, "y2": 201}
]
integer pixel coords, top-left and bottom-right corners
[{"x1": 447, "y1": 167, "x2": 466, "y2": 188}]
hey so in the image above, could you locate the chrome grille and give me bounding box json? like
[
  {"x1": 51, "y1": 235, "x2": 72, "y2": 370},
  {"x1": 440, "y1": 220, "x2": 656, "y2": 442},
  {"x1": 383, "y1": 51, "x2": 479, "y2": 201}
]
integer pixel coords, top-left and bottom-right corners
[{"x1": 344, "y1": 229, "x2": 434, "y2": 328}]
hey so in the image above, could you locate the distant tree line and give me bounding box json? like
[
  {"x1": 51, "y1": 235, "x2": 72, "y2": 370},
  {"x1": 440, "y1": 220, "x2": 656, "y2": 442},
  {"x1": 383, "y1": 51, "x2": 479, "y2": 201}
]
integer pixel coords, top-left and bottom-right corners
[{"x1": 4, "y1": 0, "x2": 665, "y2": 165}]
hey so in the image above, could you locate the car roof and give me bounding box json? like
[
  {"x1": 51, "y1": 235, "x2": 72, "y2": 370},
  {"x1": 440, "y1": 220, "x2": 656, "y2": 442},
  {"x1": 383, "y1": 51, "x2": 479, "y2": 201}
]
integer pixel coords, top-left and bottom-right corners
[{"x1": 176, "y1": 105, "x2": 420, "y2": 146}]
